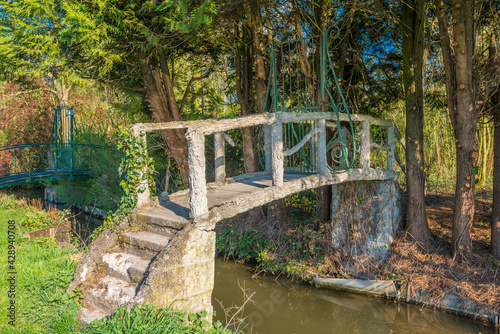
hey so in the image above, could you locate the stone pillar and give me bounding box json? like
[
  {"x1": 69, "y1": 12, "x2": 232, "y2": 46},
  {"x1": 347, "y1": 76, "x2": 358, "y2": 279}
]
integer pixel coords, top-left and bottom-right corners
[
  {"x1": 359, "y1": 121, "x2": 371, "y2": 171},
  {"x1": 387, "y1": 126, "x2": 395, "y2": 171},
  {"x1": 138, "y1": 224, "x2": 215, "y2": 322},
  {"x1": 271, "y1": 115, "x2": 284, "y2": 186},
  {"x1": 187, "y1": 129, "x2": 208, "y2": 218},
  {"x1": 214, "y1": 132, "x2": 226, "y2": 183},
  {"x1": 264, "y1": 124, "x2": 272, "y2": 174},
  {"x1": 132, "y1": 125, "x2": 150, "y2": 209},
  {"x1": 317, "y1": 119, "x2": 328, "y2": 176}
]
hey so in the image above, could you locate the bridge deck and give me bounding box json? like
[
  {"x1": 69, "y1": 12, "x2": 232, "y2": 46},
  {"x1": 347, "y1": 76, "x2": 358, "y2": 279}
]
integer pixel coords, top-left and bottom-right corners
[
  {"x1": 136, "y1": 174, "x2": 306, "y2": 228},
  {"x1": 135, "y1": 169, "x2": 397, "y2": 229}
]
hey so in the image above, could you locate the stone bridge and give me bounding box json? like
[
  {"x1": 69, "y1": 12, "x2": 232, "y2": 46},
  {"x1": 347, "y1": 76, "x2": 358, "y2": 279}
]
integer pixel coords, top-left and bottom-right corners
[{"x1": 70, "y1": 111, "x2": 405, "y2": 323}]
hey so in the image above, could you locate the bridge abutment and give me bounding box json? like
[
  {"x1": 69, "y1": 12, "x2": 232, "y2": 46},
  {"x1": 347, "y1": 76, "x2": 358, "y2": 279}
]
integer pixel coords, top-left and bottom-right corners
[
  {"x1": 135, "y1": 223, "x2": 215, "y2": 319},
  {"x1": 331, "y1": 179, "x2": 404, "y2": 277}
]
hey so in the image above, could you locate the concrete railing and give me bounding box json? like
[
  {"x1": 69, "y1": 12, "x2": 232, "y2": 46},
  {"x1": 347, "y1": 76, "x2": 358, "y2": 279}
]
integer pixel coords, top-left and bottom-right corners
[{"x1": 132, "y1": 112, "x2": 404, "y2": 219}]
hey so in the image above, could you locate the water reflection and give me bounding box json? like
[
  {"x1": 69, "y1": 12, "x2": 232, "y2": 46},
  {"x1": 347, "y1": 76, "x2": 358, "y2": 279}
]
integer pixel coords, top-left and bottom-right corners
[
  {"x1": 44, "y1": 200, "x2": 102, "y2": 245},
  {"x1": 213, "y1": 258, "x2": 494, "y2": 334}
]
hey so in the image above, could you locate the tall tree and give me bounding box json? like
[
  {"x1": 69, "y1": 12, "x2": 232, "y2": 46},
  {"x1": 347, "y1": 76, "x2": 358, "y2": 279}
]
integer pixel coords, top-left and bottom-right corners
[
  {"x1": 311, "y1": 0, "x2": 334, "y2": 222},
  {"x1": 487, "y1": 30, "x2": 500, "y2": 258},
  {"x1": 402, "y1": 0, "x2": 431, "y2": 242},
  {"x1": 493, "y1": 70, "x2": 500, "y2": 258},
  {"x1": 233, "y1": 7, "x2": 260, "y2": 174},
  {"x1": 0, "y1": 0, "x2": 91, "y2": 105},
  {"x1": 73, "y1": 0, "x2": 218, "y2": 186},
  {"x1": 433, "y1": 0, "x2": 478, "y2": 257},
  {"x1": 472, "y1": 0, "x2": 500, "y2": 259}
]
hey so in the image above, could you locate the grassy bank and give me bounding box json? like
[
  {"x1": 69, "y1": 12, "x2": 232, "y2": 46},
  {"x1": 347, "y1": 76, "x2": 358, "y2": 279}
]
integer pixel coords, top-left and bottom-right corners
[
  {"x1": 0, "y1": 193, "x2": 234, "y2": 333},
  {"x1": 0, "y1": 194, "x2": 82, "y2": 333}
]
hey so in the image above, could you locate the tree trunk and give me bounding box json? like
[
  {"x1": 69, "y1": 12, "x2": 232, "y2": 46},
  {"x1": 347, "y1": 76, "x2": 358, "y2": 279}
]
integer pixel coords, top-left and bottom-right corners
[
  {"x1": 248, "y1": 0, "x2": 286, "y2": 222},
  {"x1": 234, "y1": 9, "x2": 265, "y2": 221},
  {"x1": 492, "y1": 84, "x2": 500, "y2": 258},
  {"x1": 313, "y1": 0, "x2": 332, "y2": 221},
  {"x1": 267, "y1": 199, "x2": 287, "y2": 223},
  {"x1": 402, "y1": 0, "x2": 431, "y2": 243},
  {"x1": 316, "y1": 185, "x2": 332, "y2": 221},
  {"x1": 450, "y1": 0, "x2": 477, "y2": 257},
  {"x1": 434, "y1": 0, "x2": 477, "y2": 257},
  {"x1": 138, "y1": 51, "x2": 190, "y2": 186},
  {"x1": 336, "y1": 0, "x2": 357, "y2": 104},
  {"x1": 235, "y1": 23, "x2": 259, "y2": 174}
]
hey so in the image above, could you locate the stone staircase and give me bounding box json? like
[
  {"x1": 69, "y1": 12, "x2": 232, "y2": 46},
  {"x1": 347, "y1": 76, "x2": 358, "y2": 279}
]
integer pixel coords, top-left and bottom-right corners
[
  {"x1": 72, "y1": 196, "x2": 191, "y2": 323},
  {"x1": 71, "y1": 194, "x2": 215, "y2": 325},
  {"x1": 77, "y1": 224, "x2": 177, "y2": 324}
]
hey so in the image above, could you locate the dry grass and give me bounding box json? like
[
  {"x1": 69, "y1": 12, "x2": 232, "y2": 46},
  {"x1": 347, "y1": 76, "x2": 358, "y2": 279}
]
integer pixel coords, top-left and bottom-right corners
[
  {"x1": 372, "y1": 233, "x2": 499, "y2": 313},
  {"x1": 368, "y1": 187, "x2": 500, "y2": 314}
]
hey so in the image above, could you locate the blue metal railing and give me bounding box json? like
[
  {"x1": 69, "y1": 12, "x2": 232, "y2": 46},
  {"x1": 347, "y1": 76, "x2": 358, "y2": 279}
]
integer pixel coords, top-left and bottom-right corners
[{"x1": 0, "y1": 142, "x2": 107, "y2": 187}]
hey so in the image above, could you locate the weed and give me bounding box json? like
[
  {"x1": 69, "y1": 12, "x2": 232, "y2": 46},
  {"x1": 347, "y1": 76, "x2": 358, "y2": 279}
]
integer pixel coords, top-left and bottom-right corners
[{"x1": 20, "y1": 208, "x2": 70, "y2": 232}]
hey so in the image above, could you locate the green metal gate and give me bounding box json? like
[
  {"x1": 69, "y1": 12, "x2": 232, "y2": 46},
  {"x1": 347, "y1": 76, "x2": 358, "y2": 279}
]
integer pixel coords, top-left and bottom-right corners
[
  {"x1": 53, "y1": 104, "x2": 78, "y2": 170},
  {"x1": 261, "y1": 25, "x2": 357, "y2": 174}
]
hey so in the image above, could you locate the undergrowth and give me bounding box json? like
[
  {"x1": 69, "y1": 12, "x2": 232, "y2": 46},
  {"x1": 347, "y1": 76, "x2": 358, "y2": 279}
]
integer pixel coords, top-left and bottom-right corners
[
  {"x1": 0, "y1": 194, "x2": 71, "y2": 233},
  {"x1": 216, "y1": 191, "x2": 331, "y2": 281},
  {"x1": 216, "y1": 219, "x2": 330, "y2": 281}
]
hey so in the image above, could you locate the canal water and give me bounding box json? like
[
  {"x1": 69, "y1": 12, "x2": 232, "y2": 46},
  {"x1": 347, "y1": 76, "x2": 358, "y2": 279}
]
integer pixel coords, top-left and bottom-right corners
[
  {"x1": 68, "y1": 210, "x2": 102, "y2": 245},
  {"x1": 213, "y1": 257, "x2": 495, "y2": 334},
  {"x1": 44, "y1": 200, "x2": 103, "y2": 245}
]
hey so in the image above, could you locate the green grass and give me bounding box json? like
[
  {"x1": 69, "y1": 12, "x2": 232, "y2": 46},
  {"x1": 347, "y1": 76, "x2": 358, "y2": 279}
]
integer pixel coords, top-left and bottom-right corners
[
  {"x1": 0, "y1": 198, "x2": 83, "y2": 333},
  {"x1": 81, "y1": 305, "x2": 232, "y2": 334}
]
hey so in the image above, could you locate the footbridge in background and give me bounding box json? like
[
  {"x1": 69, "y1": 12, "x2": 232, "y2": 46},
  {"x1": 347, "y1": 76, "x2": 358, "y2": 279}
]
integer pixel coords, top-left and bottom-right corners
[{"x1": 0, "y1": 105, "x2": 105, "y2": 188}]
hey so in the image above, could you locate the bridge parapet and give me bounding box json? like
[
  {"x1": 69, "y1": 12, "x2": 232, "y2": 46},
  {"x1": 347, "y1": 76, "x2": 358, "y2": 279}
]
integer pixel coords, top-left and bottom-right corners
[{"x1": 132, "y1": 112, "x2": 405, "y2": 218}]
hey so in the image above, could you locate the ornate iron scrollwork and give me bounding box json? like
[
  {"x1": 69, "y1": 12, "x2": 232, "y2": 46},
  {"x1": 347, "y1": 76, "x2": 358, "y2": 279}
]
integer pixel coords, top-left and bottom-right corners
[{"x1": 259, "y1": 24, "x2": 357, "y2": 174}]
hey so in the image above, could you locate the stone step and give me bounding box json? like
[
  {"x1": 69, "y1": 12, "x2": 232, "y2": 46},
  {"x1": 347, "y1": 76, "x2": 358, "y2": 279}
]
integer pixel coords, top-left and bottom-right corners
[
  {"x1": 142, "y1": 222, "x2": 178, "y2": 238},
  {"x1": 135, "y1": 203, "x2": 189, "y2": 230},
  {"x1": 79, "y1": 303, "x2": 110, "y2": 324},
  {"x1": 83, "y1": 275, "x2": 137, "y2": 316},
  {"x1": 102, "y1": 252, "x2": 151, "y2": 283},
  {"x1": 120, "y1": 231, "x2": 172, "y2": 258}
]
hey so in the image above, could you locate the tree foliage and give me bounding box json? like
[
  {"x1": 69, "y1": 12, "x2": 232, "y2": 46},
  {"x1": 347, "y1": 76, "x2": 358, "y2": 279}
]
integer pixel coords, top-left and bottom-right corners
[
  {"x1": 2, "y1": 0, "x2": 500, "y2": 257},
  {"x1": 0, "y1": 0, "x2": 98, "y2": 103}
]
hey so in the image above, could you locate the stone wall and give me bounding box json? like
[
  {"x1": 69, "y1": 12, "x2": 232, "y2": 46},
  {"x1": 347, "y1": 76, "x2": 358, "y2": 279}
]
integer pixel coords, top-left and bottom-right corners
[{"x1": 331, "y1": 179, "x2": 403, "y2": 277}]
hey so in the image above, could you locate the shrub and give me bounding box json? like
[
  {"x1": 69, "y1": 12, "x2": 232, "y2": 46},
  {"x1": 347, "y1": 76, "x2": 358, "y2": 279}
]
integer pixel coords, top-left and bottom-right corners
[
  {"x1": 53, "y1": 129, "x2": 123, "y2": 212},
  {"x1": 20, "y1": 207, "x2": 70, "y2": 232}
]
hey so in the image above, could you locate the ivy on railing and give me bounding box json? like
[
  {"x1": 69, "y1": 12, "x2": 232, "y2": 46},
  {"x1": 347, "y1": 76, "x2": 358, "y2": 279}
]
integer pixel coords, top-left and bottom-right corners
[
  {"x1": 117, "y1": 127, "x2": 156, "y2": 209},
  {"x1": 90, "y1": 126, "x2": 156, "y2": 240}
]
